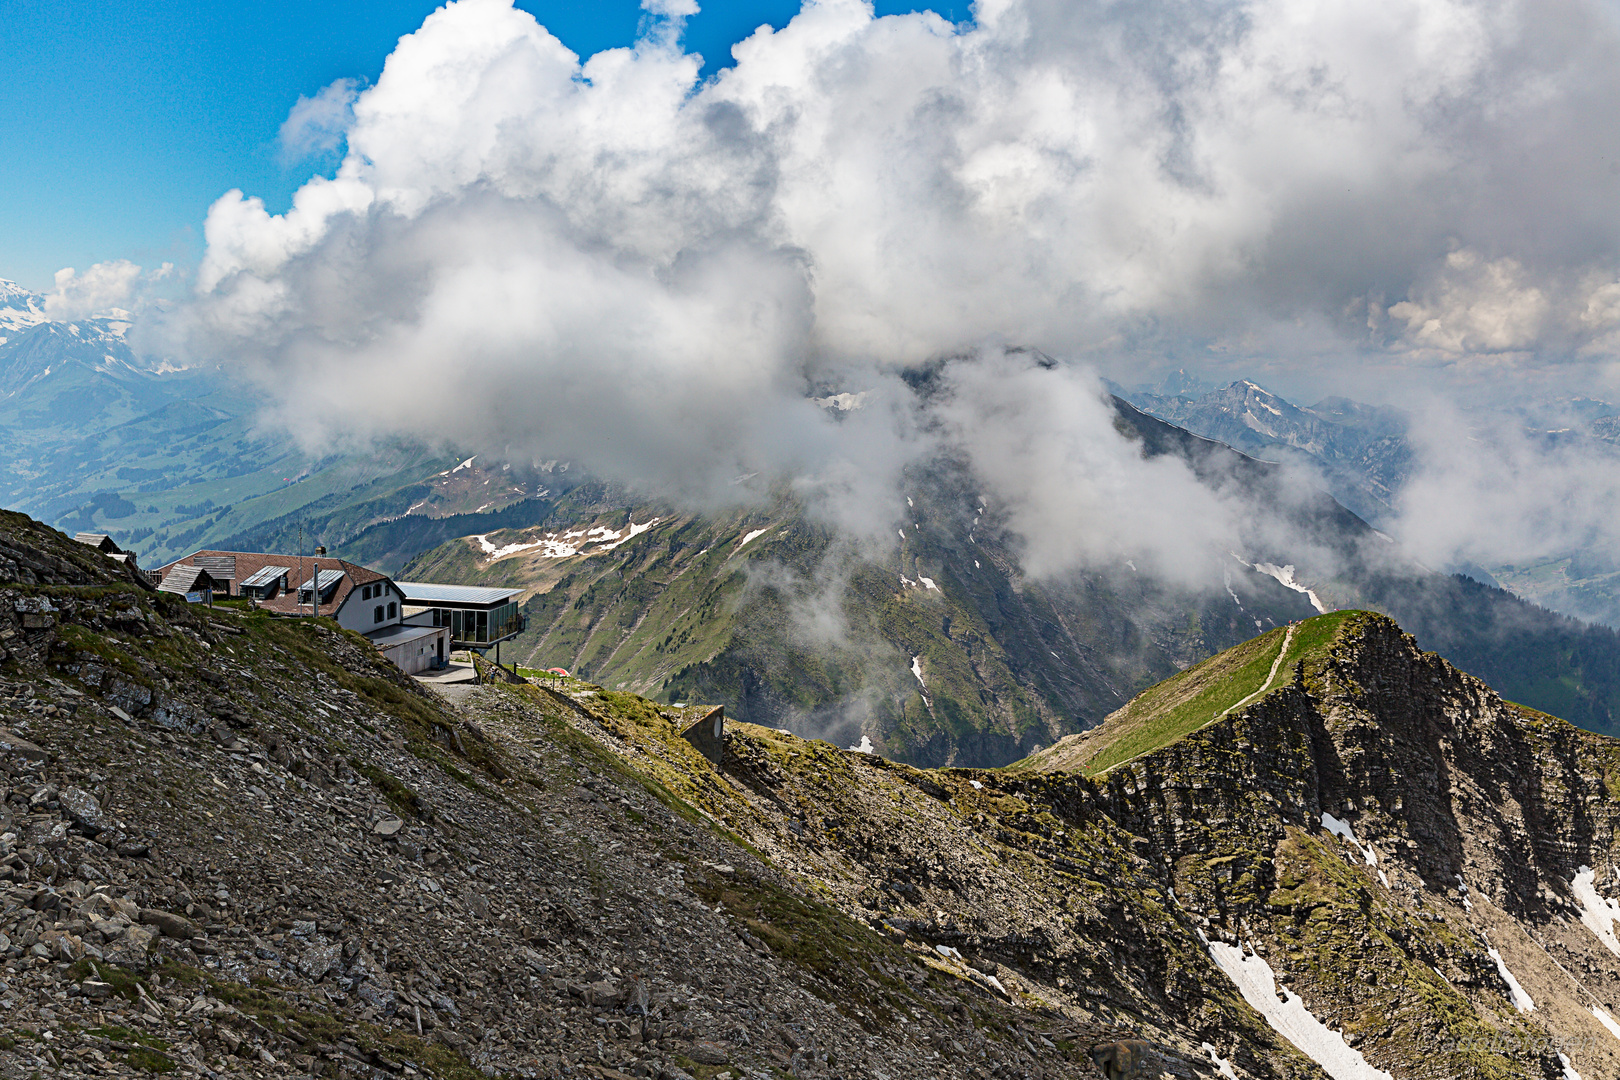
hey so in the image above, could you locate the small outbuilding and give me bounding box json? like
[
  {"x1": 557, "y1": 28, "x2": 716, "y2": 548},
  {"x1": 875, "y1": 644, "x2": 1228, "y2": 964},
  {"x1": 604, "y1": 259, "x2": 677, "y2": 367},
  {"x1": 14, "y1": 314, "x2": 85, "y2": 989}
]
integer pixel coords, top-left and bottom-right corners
[
  {"x1": 157, "y1": 565, "x2": 221, "y2": 604},
  {"x1": 366, "y1": 622, "x2": 451, "y2": 676},
  {"x1": 74, "y1": 532, "x2": 139, "y2": 569},
  {"x1": 74, "y1": 532, "x2": 122, "y2": 554},
  {"x1": 680, "y1": 706, "x2": 726, "y2": 765}
]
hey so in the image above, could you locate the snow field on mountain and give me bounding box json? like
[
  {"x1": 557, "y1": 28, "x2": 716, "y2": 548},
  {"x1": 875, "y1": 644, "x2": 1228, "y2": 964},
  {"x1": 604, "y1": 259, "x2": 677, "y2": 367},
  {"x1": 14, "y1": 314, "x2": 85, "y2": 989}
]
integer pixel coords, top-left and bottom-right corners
[
  {"x1": 1205, "y1": 940, "x2": 1394, "y2": 1080},
  {"x1": 1571, "y1": 866, "x2": 1620, "y2": 956},
  {"x1": 1485, "y1": 948, "x2": 1535, "y2": 1012}
]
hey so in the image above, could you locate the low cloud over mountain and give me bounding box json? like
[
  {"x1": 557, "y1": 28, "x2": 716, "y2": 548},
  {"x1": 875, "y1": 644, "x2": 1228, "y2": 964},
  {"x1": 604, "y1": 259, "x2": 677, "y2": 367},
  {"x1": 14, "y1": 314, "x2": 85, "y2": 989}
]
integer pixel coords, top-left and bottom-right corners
[{"x1": 150, "y1": 0, "x2": 1620, "y2": 583}]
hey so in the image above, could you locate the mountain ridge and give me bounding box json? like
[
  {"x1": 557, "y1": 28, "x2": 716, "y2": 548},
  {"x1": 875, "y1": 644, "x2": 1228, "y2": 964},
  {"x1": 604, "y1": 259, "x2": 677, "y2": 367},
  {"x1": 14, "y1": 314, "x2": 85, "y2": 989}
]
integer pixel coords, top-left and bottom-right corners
[
  {"x1": 390, "y1": 401, "x2": 1620, "y2": 764},
  {"x1": 10, "y1": 507, "x2": 1620, "y2": 1075}
]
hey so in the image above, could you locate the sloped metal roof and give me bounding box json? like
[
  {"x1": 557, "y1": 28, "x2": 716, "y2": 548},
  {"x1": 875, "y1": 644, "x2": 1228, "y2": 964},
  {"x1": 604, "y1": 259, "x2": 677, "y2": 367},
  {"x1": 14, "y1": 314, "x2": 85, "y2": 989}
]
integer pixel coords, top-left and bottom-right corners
[
  {"x1": 240, "y1": 565, "x2": 291, "y2": 588},
  {"x1": 157, "y1": 565, "x2": 214, "y2": 595},
  {"x1": 394, "y1": 581, "x2": 523, "y2": 606},
  {"x1": 298, "y1": 569, "x2": 345, "y2": 592}
]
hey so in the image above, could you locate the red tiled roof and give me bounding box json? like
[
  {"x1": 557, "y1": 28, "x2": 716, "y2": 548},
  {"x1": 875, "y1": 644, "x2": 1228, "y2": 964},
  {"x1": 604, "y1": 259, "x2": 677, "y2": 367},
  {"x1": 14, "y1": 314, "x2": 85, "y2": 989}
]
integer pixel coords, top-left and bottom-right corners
[{"x1": 153, "y1": 550, "x2": 389, "y2": 617}]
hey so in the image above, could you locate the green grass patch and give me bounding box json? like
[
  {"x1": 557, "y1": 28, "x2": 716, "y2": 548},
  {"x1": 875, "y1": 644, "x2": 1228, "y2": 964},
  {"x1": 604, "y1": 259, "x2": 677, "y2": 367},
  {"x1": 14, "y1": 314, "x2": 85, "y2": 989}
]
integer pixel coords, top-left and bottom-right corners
[
  {"x1": 689, "y1": 869, "x2": 920, "y2": 1029},
  {"x1": 1020, "y1": 610, "x2": 1361, "y2": 776},
  {"x1": 351, "y1": 760, "x2": 421, "y2": 817},
  {"x1": 67, "y1": 958, "x2": 150, "y2": 1002},
  {"x1": 123, "y1": 1048, "x2": 177, "y2": 1073}
]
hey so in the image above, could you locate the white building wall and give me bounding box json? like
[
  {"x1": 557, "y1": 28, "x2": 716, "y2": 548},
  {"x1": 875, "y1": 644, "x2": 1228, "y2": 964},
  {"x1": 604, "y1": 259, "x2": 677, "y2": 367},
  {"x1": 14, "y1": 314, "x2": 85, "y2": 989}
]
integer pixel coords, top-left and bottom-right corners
[
  {"x1": 336, "y1": 580, "x2": 405, "y2": 634},
  {"x1": 380, "y1": 627, "x2": 448, "y2": 675}
]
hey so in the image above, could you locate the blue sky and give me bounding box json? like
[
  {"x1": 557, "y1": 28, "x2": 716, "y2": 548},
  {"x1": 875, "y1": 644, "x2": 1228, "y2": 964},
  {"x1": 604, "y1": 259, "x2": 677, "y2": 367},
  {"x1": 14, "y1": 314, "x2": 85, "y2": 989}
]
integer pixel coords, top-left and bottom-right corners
[{"x1": 0, "y1": 0, "x2": 955, "y2": 292}]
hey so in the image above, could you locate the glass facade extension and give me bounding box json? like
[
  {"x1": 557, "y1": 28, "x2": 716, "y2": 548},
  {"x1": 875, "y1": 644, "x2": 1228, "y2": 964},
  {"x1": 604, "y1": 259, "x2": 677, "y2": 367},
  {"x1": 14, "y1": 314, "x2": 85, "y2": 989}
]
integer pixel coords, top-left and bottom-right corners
[{"x1": 433, "y1": 600, "x2": 523, "y2": 645}]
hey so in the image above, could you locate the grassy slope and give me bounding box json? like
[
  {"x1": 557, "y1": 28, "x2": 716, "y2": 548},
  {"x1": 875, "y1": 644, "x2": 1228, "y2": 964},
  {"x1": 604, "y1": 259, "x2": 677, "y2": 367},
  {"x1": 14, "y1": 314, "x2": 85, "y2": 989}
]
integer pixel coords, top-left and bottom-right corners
[
  {"x1": 397, "y1": 499, "x2": 1125, "y2": 766},
  {"x1": 392, "y1": 479, "x2": 1331, "y2": 768},
  {"x1": 1018, "y1": 610, "x2": 1360, "y2": 776}
]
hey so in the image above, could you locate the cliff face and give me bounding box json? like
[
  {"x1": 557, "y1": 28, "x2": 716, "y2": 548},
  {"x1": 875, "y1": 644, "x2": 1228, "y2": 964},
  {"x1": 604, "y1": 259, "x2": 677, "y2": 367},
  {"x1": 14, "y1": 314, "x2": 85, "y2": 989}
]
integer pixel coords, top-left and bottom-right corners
[{"x1": 1058, "y1": 613, "x2": 1620, "y2": 1078}]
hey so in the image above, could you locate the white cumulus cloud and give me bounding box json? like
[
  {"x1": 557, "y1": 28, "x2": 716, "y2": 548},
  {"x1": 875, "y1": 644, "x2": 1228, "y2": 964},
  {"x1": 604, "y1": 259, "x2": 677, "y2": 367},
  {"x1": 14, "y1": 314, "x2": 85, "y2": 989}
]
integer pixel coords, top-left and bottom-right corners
[
  {"x1": 46, "y1": 260, "x2": 149, "y2": 320},
  {"x1": 278, "y1": 78, "x2": 361, "y2": 164},
  {"x1": 164, "y1": 0, "x2": 1620, "y2": 575}
]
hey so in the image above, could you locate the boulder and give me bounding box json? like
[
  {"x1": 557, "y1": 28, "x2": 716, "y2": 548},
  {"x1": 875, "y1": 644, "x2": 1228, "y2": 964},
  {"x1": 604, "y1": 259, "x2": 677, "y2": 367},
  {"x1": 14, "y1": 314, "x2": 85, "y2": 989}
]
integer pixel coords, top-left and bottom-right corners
[
  {"x1": 58, "y1": 787, "x2": 107, "y2": 833},
  {"x1": 0, "y1": 728, "x2": 46, "y2": 764},
  {"x1": 139, "y1": 907, "x2": 199, "y2": 939}
]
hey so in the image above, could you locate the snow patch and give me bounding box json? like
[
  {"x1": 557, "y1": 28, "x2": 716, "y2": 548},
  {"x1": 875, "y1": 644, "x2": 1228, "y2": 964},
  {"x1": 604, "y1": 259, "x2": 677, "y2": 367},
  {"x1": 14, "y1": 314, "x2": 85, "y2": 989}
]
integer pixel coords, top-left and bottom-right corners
[
  {"x1": 1224, "y1": 567, "x2": 1244, "y2": 609},
  {"x1": 450, "y1": 455, "x2": 476, "y2": 473},
  {"x1": 1558, "y1": 1053, "x2": 1581, "y2": 1080},
  {"x1": 848, "y1": 735, "x2": 875, "y2": 755},
  {"x1": 918, "y1": 576, "x2": 938, "y2": 590},
  {"x1": 1250, "y1": 560, "x2": 1328, "y2": 614},
  {"x1": 1205, "y1": 940, "x2": 1393, "y2": 1080},
  {"x1": 738, "y1": 528, "x2": 769, "y2": 548},
  {"x1": 1591, "y1": 1005, "x2": 1620, "y2": 1043},
  {"x1": 910, "y1": 656, "x2": 926, "y2": 689},
  {"x1": 1486, "y1": 948, "x2": 1534, "y2": 1012},
  {"x1": 1201, "y1": 1043, "x2": 1238, "y2": 1080},
  {"x1": 1321, "y1": 812, "x2": 1378, "y2": 866},
  {"x1": 969, "y1": 780, "x2": 983, "y2": 790},
  {"x1": 479, "y1": 518, "x2": 662, "y2": 560},
  {"x1": 1572, "y1": 866, "x2": 1620, "y2": 956},
  {"x1": 596, "y1": 518, "x2": 659, "y2": 551},
  {"x1": 475, "y1": 534, "x2": 547, "y2": 560}
]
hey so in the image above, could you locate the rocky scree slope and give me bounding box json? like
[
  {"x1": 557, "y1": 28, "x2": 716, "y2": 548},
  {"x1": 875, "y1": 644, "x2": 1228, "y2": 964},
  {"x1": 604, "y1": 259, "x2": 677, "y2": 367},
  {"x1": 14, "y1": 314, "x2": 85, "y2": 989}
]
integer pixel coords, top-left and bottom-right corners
[
  {"x1": 0, "y1": 509, "x2": 1167, "y2": 1080},
  {"x1": 582, "y1": 606, "x2": 1620, "y2": 1079},
  {"x1": 7, "y1": 505, "x2": 1620, "y2": 1079}
]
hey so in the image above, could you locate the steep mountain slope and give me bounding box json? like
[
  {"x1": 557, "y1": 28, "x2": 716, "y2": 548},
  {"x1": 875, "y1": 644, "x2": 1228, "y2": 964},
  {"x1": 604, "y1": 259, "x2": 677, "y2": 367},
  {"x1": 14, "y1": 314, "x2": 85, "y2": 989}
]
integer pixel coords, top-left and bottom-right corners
[
  {"x1": 1125, "y1": 379, "x2": 1620, "y2": 633},
  {"x1": 398, "y1": 478, "x2": 1320, "y2": 768},
  {"x1": 1114, "y1": 399, "x2": 1620, "y2": 738},
  {"x1": 12, "y1": 508, "x2": 1620, "y2": 1078},
  {"x1": 0, "y1": 509, "x2": 1112, "y2": 1080},
  {"x1": 392, "y1": 402, "x2": 1620, "y2": 764},
  {"x1": 0, "y1": 320, "x2": 182, "y2": 441}
]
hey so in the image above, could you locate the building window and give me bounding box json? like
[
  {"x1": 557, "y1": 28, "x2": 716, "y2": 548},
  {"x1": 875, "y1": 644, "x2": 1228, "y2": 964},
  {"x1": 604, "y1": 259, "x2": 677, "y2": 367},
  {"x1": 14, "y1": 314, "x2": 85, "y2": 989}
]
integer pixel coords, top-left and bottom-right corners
[
  {"x1": 388, "y1": 601, "x2": 397, "y2": 619},
  {"x1": 374, "y1": 605, "x2": 384, "y2": 623}
]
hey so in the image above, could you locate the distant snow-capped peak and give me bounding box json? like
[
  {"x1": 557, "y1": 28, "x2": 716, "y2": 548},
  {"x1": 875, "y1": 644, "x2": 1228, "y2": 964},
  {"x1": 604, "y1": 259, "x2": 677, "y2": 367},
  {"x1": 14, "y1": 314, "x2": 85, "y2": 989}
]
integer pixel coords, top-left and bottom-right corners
[{"x1": 0, "y1": 279, "x2": 48, "y2": 341}]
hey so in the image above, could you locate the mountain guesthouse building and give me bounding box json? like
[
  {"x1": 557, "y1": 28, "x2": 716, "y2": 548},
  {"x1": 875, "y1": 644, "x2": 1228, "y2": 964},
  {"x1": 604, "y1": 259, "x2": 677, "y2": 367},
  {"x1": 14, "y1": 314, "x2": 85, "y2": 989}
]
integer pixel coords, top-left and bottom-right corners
[{"x1": 152, "y1": 550, "x2": 452, "y2": 675}]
